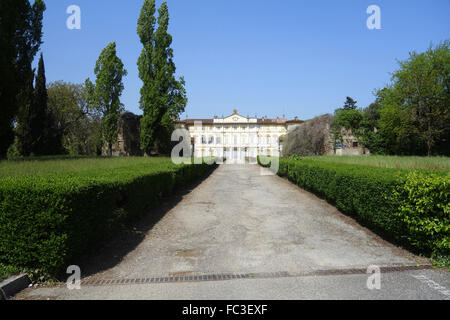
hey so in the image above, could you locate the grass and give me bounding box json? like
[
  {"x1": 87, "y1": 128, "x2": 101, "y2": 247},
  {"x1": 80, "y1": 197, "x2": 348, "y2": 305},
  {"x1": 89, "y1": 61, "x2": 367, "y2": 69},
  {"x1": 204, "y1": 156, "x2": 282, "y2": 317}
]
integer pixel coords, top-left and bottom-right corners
[
  {"x1": 0, "y1": 156, "x2": 180, "y2": 178},
  {"x1": 305, "y1": 155, "x2": 450, "y2": 171}
]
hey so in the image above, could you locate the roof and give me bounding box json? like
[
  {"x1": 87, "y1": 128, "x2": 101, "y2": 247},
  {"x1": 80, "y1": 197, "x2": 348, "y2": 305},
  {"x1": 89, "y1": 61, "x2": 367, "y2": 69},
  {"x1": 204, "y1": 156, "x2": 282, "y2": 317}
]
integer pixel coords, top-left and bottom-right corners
[
  {"x1": 178, "y1": 114, "x2": 303, "y2": 125},
  {"x1": 177, "y1": 119, "x2": 214, "y2": 125}
]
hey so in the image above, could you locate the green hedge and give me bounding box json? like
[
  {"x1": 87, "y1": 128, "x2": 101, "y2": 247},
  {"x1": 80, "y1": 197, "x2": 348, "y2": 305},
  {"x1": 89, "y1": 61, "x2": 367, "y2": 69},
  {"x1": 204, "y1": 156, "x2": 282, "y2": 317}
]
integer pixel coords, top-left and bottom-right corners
[
  {"x1": 0, "y1": 159, "x2": 216, "y2": 276},
  {"x1": 258, "y1": 156, "x2": 449, "y2": 264}
]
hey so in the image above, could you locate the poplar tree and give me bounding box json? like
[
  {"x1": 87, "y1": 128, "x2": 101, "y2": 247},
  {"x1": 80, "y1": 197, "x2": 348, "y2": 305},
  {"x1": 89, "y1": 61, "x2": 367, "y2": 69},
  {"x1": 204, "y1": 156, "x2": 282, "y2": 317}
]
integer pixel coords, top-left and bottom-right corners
[
  {"x1": 86, "y1": 42, "x2": 127, "y2": 156},
  {"x1": 138, "y1": 0, "x2": 187, "y2": 155}
]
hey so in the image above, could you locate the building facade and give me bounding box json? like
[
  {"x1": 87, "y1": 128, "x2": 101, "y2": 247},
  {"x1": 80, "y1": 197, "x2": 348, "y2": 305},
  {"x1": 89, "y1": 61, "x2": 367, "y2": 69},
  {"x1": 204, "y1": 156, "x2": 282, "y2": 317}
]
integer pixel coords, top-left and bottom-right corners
[{"x1": 177, "y1": 110, "x2": 303, "y2": 162}]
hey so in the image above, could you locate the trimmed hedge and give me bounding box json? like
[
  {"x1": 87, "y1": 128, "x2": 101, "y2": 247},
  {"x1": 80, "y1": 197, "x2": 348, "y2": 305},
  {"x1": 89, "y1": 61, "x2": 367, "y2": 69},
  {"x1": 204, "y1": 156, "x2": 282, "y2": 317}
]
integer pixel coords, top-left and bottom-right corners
[
  {"x1": 0, "y1": 159, "x2": 216, "y2": 276},
  {"x1": 259, "y1": 156, "x2": 450, "y2": 263}
]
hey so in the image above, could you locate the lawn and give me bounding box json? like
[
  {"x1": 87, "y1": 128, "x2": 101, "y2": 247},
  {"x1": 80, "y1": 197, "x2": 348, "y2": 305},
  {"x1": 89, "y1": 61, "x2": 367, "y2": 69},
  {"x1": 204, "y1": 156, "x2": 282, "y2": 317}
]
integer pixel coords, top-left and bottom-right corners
[
  {"x1": 0, "y1": 156, "x2": 180, "y2": 178},
  {"x1": 306, "y1": 155, "x2": 450, "y2": 171}
]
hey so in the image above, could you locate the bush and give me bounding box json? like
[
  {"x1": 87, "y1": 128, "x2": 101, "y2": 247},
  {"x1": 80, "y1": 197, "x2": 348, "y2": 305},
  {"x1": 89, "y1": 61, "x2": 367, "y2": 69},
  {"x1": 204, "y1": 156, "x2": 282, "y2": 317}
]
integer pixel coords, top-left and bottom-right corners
[
  {"x1": 259, "y1": 156, "x2": 450, "y2": 264},
  {"x1": 0, "y1": 159, "x2": 216, "y2": 276},
  {"x1": 392, "y1": 172, "x2": 449, "y2": 259}
]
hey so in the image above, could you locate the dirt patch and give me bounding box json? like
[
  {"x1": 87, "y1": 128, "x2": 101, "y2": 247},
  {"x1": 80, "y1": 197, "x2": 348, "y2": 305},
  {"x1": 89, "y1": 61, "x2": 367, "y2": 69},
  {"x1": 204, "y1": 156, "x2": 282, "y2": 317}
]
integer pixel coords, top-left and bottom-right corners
[{"x1": 175, "y1": 249, "x2": 201, "y2": 257}]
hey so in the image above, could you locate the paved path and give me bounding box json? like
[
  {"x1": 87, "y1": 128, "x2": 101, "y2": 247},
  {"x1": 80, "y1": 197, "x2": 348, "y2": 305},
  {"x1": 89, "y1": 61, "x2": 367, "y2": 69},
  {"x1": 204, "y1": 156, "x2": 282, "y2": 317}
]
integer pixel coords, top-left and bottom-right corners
[{"x1": 16, "y1": 165, "x2": 449, "y2": 300}]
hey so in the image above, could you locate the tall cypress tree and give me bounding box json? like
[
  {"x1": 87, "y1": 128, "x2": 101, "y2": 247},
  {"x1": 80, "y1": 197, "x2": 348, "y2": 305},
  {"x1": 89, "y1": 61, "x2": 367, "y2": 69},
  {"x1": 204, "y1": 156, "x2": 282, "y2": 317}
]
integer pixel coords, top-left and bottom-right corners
[
  {"x1": 32, "y1": 53, "x2": 49, "y2": 155},
  {"x1": 35, "y1": 53, "x2": 63, "y2": 155},
  {"x1": 138, "y1": 1, "x2": 187, "y2": 155},
  {"x1": 0, "y1": 0, "x2": 45, "y2": 158},
  {"x1": 17, "y1": 53, "x2": 61, "y2": 156}
]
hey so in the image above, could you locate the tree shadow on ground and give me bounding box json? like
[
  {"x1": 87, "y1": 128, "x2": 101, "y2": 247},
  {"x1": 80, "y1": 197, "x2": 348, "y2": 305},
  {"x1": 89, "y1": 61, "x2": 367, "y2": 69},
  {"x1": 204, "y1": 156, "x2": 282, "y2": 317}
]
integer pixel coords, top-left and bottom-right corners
[{"x1": 75, "y1": 170, "x2": 215, "y2": 279}]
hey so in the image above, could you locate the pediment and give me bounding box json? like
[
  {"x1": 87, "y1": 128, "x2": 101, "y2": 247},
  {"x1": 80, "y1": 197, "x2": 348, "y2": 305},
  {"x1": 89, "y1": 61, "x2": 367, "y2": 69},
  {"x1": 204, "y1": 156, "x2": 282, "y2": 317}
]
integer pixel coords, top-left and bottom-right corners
[{"x1": 223, "y1": 114, "x2": 248, "y2": 123}]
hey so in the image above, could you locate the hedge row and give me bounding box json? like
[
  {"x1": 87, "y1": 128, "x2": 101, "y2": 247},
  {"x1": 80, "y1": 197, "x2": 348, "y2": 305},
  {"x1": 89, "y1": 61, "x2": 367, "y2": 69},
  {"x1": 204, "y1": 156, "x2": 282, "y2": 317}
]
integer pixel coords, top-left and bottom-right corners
[
  {"x1": 0, "y1": 159, "x2": 216, "y2": 276},
  {"x1": 259, "y1": 156, "x2": 449, "y2": 263}
]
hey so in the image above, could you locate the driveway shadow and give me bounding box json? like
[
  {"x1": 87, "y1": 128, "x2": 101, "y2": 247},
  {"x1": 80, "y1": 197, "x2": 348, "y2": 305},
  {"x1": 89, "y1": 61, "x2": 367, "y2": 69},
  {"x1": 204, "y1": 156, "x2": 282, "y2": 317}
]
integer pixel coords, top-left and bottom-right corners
[{"x1": 75, "y1": 169, "x2": 216, "y2": 279}]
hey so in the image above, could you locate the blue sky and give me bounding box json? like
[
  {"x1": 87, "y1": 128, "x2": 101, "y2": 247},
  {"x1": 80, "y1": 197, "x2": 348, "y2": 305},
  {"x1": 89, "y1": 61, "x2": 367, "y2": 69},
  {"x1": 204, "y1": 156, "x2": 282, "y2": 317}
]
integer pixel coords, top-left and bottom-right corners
[{"x1": 38, "y1": 0, "x2": 449, "y2": 120}]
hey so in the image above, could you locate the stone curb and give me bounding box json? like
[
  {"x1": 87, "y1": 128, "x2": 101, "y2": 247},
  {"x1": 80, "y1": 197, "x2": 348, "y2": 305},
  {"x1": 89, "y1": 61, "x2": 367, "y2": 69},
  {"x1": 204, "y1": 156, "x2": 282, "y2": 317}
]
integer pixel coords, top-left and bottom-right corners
[{"x1": 0, "y1": 274, "x2": 31, "y2": 300}]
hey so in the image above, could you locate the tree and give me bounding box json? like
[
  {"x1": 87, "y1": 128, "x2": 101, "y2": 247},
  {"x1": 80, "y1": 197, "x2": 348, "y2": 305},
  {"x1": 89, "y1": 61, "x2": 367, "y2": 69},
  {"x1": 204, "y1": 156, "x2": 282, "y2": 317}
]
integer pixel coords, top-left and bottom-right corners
[
  {"x1": 138, "y1": 1, "x2": 187, "y2": 155},
  {"x1": 36, "y1": 54, "x2": 63, "y2": 155},
  {"x1": 391, "y1": 41, "x2": 450, "y2": 155},
  {"x1": 342, "y1": 97, "x2": 358, "y2": 110},
  {"x1": 373, "y1": 41, "x2": 450, "y2": 156},
  {"x1": 47, "y1": 81, "x2": 102, "y2": 155},
  {"x1": 86, "y1": 42, "x2": 127, "y2": 156},
  {"x1": 0, "y1": 0, "x2": 45, "y2": 158},
  {"x1": 331, "y1": 107, "x2": 364, "y2": 151},
  {"x1": 17, "y1": 53, "x2": 62, "y2": 156}
]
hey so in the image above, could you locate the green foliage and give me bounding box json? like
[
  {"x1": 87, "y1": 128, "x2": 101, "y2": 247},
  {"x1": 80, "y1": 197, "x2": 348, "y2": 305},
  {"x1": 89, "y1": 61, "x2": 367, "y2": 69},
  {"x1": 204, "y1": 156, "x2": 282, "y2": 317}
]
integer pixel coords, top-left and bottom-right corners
[
  {"x1": 259, "y1": 156, "x2": 450, "y2": 265},
  {"x1": 391, "y1": 172, "x2": 449, "y2": 257},
  {"x1": 0, "y1": 264, "x2": 21, "y2": 282},
  {"x1": 329, "y1": 97, "x2": 364, "y2": 150},
  {"x1": 0, "y1": 157, "x2": 216, "y2": 276},
  {"x1": 0, "y1": 0, "x2": 45, "y2": 158},
  {"x1": 47, "y1": 81, "x2": 103, "y2": 156},
  {"x1": 342, "y1": 97, "x2": 358, "y2": 110},
  {"x1": 86, "y1": 42, "x2": 127, "y2": 156},
  {"x1": 331, "y1": 109, "x2": 364, "y2": 143},
  {"x1": 138, "y1": 1, "x2": 187, "y2": 155},
  {"x1": 328, "y1": 42, "x2": 450, "y2": 157},
  {"x1": 306, "y1": 155, "x2": 450, "y2": 170},
  {"x1": 366, "y1": 41, "x2": 450, "y2": 156},
  {"x1": 17, "y1": 54, "x2": 64, "y2": 157}
]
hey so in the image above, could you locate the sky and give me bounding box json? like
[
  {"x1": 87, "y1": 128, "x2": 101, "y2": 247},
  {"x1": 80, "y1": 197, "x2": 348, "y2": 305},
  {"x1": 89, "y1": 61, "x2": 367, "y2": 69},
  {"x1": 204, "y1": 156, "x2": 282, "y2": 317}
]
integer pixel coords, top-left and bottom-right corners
[{"x1": 38, "y1": 0, "x2": 449, "y2": 120}]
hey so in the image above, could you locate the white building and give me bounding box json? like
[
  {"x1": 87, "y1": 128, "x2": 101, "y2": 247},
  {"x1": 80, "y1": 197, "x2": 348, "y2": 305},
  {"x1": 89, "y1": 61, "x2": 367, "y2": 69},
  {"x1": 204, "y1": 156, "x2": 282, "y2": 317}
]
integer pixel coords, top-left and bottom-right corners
[{"x1": 177, "y1": 110, "x2": 303, "y2": 162}]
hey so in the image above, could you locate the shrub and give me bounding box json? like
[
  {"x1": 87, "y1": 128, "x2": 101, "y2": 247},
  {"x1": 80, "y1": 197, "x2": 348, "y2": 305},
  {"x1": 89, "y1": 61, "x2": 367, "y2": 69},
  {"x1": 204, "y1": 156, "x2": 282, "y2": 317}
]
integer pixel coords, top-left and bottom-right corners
[
  {"x1": 0, "y1": 159, "x2": 216, "y2": 276},
  {"x1": 392, "y1": 172, "x2": 449, "y2": 258}
]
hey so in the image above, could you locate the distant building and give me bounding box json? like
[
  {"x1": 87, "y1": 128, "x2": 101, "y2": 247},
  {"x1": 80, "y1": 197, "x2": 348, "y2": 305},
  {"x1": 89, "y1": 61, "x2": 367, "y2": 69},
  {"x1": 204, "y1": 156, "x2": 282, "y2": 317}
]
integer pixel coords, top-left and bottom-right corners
[
  {"x1": 103, "y1": 112, "x2": 143, "y2": 157},
  {"x1": 333, "y1": 128, "x2": 370, "y2": 156},
  {"x1": 177, "y1": 110, "x2": 303, "y2": 161}
]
